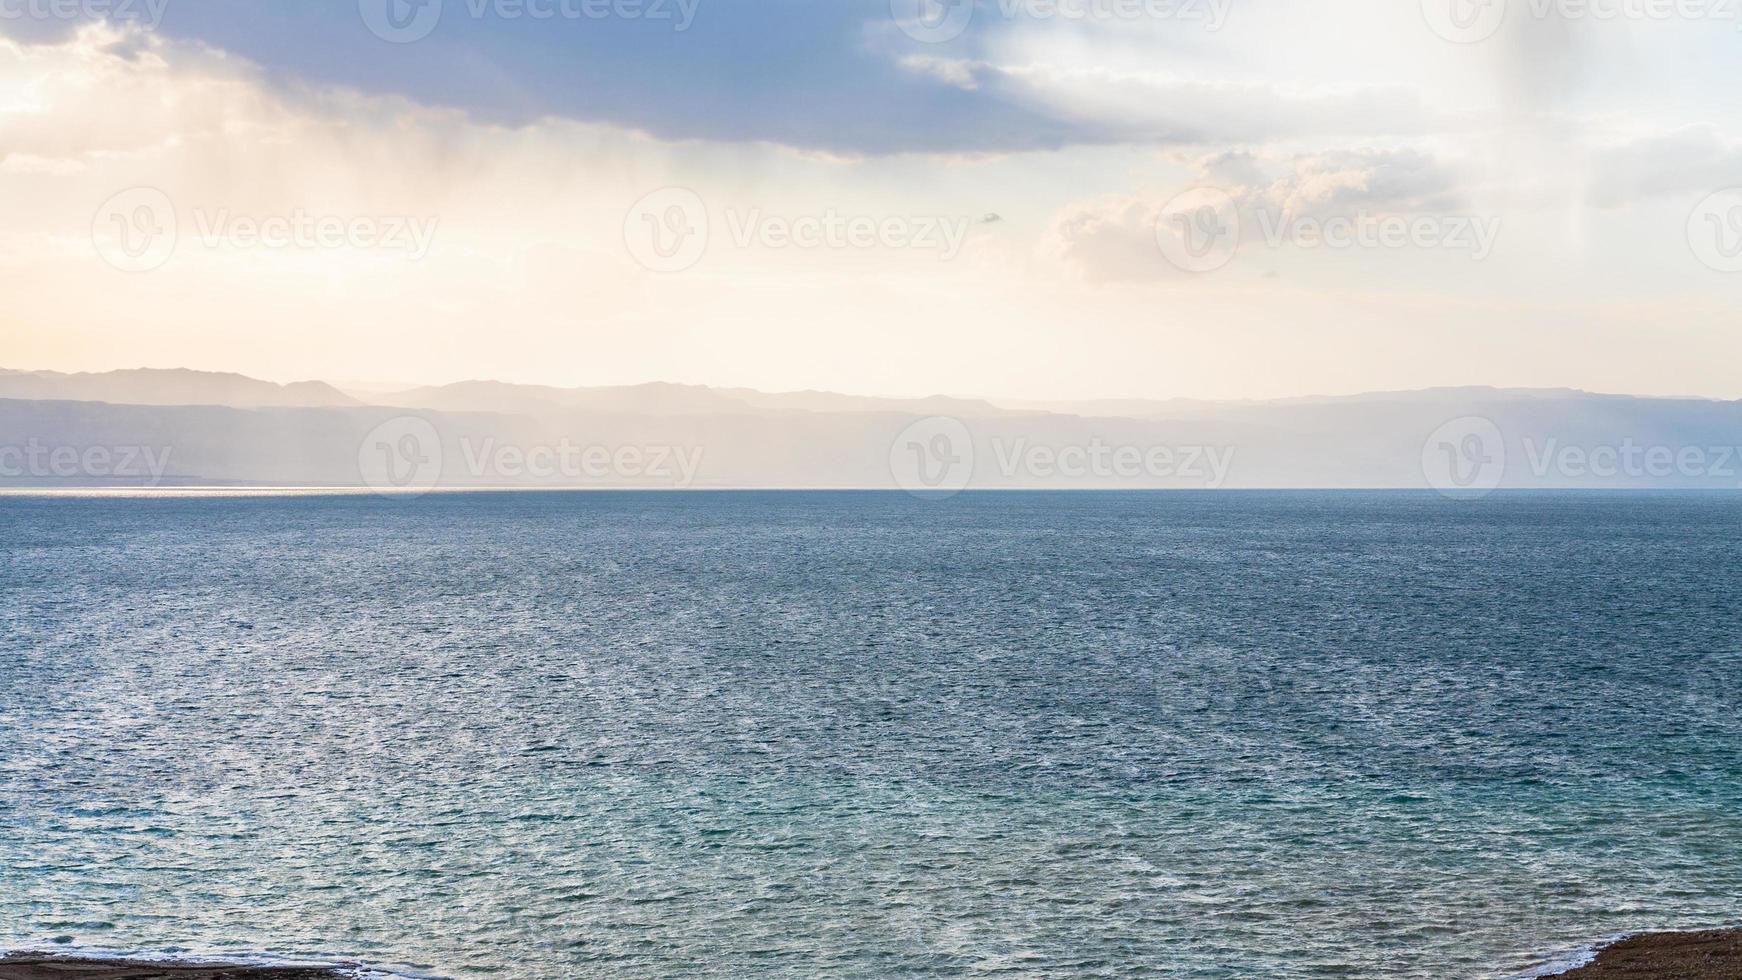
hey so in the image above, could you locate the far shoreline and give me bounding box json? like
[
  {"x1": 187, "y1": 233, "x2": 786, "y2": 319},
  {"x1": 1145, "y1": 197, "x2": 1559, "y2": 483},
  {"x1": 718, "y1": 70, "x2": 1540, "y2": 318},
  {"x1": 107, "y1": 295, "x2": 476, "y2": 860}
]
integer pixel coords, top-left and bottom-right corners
[
  {"x1": 6, "y1": 485, "x2": 1742, "y2": 497},
  {"x1": 7, "y1": 929, "x2": 1741, "y2": 979}
]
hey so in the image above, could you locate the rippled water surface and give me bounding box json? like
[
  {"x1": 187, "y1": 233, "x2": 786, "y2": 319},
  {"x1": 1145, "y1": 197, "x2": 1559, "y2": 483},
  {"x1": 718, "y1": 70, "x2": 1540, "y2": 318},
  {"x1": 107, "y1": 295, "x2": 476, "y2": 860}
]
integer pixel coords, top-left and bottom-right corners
[{"x1": 2, "y1": 491, "x2": 1740, "y2": 979}]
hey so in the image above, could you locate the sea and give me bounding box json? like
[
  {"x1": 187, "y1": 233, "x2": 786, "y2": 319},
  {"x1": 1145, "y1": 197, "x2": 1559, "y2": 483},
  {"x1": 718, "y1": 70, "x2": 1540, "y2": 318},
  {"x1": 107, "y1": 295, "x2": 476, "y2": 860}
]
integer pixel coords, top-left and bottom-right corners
[{"x1": 2, "y1": 491, "x2": 1739, "y2": 979}]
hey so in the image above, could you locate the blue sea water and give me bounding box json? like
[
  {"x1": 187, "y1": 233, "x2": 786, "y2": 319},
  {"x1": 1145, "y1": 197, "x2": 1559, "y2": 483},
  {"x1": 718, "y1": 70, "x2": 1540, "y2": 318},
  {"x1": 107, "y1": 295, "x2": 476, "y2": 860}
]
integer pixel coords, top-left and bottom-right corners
[{"x1": 1, "y1": 491, "x2": 1739, "y2": 979}]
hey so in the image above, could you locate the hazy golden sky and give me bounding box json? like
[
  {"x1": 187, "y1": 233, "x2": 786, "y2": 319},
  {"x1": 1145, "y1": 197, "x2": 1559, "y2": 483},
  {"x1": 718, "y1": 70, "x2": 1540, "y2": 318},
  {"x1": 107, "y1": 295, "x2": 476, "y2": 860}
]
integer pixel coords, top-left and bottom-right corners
[{"x1": 3, "y1": 3, "x2": 1740, "y2": 399}]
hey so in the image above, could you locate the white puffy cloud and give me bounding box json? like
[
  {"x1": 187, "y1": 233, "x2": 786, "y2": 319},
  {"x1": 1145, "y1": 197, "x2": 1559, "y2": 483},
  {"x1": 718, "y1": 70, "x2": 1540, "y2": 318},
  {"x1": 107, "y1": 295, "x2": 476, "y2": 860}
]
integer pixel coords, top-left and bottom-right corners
[
  {"x1": 1205, "y1": 148, "x2": 1466, "y2": 216},
  {"x1": 1040, "y1": 192, "x2": 1182, "y2": 284},
  {"x1": 1043, "y1": 146, "x2": 1473, "y2": 282}
]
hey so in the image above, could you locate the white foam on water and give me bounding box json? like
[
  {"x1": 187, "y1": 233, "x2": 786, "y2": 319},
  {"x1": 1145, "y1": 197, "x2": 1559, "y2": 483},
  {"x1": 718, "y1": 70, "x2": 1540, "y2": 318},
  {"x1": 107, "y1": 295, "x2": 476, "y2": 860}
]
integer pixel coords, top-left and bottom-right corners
[{"x1": 1505, "y1": 933, "x2": 1626, "y2": 979}]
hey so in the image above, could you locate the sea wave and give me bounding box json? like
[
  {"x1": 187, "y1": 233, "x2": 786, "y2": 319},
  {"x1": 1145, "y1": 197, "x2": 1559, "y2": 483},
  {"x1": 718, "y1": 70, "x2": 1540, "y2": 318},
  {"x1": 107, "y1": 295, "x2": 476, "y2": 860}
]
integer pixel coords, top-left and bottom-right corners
[{"x1": 1505, "y1": 934, "x2": 1622, "y2": 979}]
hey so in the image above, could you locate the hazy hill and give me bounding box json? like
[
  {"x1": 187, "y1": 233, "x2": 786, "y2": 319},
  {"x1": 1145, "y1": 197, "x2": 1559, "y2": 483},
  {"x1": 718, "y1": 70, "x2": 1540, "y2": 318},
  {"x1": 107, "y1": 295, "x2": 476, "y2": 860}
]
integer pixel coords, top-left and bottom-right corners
[
  {"x1": 376, "y1": 380, "x2": 1015, "y2": 419},
  {"x1": 3, "y1": 370, "x2": 1739, "y2": 490},
  {"x1": 374, "y1": 380, "x2": 743, "y2": 417},
  {"x1": 0, "y1": 369, "x2": 359, "y2": 409},
  {"x1": 713, "y1": 388, "x2": 1014, "y2": 417},
  {"x1": 995, "y1": 387, "x2": 1622, "y2": 420}
]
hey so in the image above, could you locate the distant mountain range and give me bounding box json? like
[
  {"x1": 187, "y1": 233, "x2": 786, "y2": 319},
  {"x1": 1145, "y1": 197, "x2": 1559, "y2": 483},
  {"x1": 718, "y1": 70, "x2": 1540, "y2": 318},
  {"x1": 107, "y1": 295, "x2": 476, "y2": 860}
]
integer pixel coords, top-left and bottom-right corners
[
  {"x1": 0, "y1": 368, "x2": 360, "y2": 409},
  {"x1": 2, "y1": 368, "x2": 1739, "y2": 492},
  {"x1": 368, "y1": 379, "x2": 1012, "y2": 419},
  {"x1": 0, "y1": 369, "x2": 1007, "y2": 418}
]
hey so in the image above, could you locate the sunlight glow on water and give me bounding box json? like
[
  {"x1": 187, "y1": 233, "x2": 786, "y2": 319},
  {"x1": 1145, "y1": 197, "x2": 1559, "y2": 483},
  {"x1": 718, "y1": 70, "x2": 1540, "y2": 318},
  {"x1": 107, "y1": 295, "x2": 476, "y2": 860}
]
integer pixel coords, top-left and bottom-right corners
[{"x1": 3, "y1": 492, "x2": 1740, "y2": 978}]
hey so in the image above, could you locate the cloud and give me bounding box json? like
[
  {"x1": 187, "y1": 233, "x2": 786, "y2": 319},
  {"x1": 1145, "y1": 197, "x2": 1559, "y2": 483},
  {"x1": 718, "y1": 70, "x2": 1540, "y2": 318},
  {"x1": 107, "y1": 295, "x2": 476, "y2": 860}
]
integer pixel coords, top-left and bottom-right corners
[
  {"x1": 967, "y1": 63, "x2": 1442, "y2": 147},
  {"x1": 1587, "y1": 127, "x2": 1742, "y2": 208},
  {"x1": 0, "y1": 22, "x2": 1053, "y2": 391},
  {"x1": 896, "y1": 54, "x2": 988, "y2": 91},
  {"x1": 5, "y1": 8, "x2": 1740, "y2": 401},
  {"x1": 0, "y1": 0, "x2": 1498, "y2": 157},
  {"x1": 1234, "y1": 149, "x2": 1466, "y2": 217},
  {"x1": 56, "y1": 0, "x2": 1097, "y2": 155},
  {"x1": 0, "y1": 23, "x2": 698, "y2": 375},
  {"x1": 1041, "y1": 192, "x2": 1181, "y2": 284},
  {"x1": 0, "y1": 25, "x2": 268, "y2": 167},
  {"x1": 9, "y1": 0, "x2": 1740, "y2": 167},
  {"x1": 1043, "y1": 147, "x2": 1473, "y2": 282}
]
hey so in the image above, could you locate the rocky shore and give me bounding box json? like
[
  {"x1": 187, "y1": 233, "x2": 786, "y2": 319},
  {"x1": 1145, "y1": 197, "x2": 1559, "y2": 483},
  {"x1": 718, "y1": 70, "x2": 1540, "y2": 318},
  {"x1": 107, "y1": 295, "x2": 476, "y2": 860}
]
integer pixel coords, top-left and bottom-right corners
[
  {"x1": 0, "y1": 956, "x2": 351, "y2": 979},
  {"x1": 1545, "y1": 928, "x2": 1742, "y2": 978}
]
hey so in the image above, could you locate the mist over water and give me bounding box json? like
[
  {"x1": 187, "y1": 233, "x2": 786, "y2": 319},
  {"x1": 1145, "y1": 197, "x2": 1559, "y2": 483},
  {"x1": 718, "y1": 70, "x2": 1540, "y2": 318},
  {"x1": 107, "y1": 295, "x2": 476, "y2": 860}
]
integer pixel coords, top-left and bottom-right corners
[{"x1": 3, "y1": 491, "x2": 1740, "y2": 978}]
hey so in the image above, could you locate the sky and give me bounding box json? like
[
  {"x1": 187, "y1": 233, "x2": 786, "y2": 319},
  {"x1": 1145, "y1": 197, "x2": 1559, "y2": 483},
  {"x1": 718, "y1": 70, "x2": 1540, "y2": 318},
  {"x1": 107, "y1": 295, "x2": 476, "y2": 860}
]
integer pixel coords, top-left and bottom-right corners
[{"x1": 1, "y1": 0, "x2": 1739, "y2": 400}]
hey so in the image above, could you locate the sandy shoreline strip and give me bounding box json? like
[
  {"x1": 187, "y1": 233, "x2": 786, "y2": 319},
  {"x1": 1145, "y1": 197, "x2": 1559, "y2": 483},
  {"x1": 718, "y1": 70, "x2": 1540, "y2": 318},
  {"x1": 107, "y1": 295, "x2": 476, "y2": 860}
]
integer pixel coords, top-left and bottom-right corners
[
  {"x1": 0, "y1": 956, "x2": 351, "y2": 979},
  {"x1": 1542, "y1": 928, "x2": 1742, "y2": 978},
  {"x1": 7, "y1": 930, "x2": 1741, "y2": 978}
]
